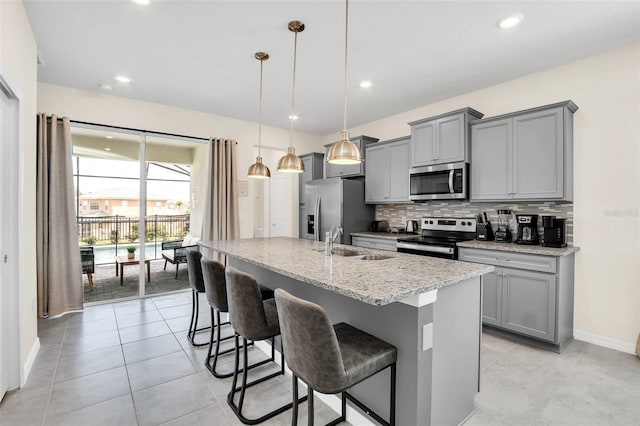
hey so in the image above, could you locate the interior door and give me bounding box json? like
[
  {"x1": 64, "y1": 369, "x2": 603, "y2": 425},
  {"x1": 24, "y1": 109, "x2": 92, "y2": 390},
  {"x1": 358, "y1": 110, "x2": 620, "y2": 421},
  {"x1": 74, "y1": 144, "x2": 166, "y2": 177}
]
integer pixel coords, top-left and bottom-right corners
[{"x1": 270, "y1": 173, "x2": 293, "y2": 237}]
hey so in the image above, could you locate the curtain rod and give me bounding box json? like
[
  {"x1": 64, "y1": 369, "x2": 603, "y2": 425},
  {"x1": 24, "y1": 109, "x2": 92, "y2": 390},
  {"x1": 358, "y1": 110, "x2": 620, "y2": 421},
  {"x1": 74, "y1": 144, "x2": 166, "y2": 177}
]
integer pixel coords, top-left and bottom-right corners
[{"x1": 59, "y1": 118, "x2": 237, "y2": 144}]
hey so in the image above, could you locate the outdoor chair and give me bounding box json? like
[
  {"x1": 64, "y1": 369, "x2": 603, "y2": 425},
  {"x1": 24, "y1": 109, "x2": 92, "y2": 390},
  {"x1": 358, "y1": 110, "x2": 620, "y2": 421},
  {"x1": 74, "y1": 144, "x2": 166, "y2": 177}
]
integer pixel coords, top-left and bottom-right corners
[
  {"x1": 80, "y1": 246, "x2": 95, "y2": 290},
  {"x1": 162, "y1": 237, "x2": 200, "y2": 279}
]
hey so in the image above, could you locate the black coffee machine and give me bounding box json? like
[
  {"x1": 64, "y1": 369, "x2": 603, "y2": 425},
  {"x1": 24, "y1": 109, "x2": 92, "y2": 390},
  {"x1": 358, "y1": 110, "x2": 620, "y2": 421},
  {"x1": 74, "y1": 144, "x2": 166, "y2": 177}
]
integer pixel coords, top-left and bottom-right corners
[
  {"x1": 515, "y1": 214, "x2": 539, "y2": 245},
  {"x1": 542, "y1": 216, "x2": 567, "y2": 248}
]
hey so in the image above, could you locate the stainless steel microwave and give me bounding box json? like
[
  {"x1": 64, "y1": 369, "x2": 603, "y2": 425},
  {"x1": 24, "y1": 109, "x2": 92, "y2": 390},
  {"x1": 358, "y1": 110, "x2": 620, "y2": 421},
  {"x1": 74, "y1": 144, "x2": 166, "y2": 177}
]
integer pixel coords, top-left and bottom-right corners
[{"x1": 409, "y1": 162, "x2": 467, "y2": 201}]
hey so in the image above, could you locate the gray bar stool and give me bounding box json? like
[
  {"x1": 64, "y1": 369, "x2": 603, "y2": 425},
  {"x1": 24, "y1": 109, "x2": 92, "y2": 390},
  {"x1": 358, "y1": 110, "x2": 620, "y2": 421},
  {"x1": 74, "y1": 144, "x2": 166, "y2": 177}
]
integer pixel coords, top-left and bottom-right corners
[
  {"x1": 185, "y1": 250, "x2": 210, "y2": 346},
  {"x1": 274, "y1": 289, "x2": 397, "y2": 426},
  {"x1": 225, "y1": 266, "x2": 307, "y2": 425},
  {"x1": 200, "y1": 258, "x2": 274, "y2": 378}
]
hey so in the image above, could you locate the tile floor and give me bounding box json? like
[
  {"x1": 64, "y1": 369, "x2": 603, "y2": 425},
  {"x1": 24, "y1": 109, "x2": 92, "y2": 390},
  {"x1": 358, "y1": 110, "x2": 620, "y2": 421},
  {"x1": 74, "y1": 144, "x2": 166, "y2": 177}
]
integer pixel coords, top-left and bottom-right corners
[{"x1": 1, "y1": 291, "x2": 639, "y2": 426}]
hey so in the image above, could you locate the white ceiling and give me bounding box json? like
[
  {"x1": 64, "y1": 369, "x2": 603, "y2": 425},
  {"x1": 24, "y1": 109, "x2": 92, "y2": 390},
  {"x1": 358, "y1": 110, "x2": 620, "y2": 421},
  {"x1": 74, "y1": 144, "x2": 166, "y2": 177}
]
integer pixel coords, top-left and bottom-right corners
[{"x1": 25, "y1": 0, "x2": 640, "y2": 135}]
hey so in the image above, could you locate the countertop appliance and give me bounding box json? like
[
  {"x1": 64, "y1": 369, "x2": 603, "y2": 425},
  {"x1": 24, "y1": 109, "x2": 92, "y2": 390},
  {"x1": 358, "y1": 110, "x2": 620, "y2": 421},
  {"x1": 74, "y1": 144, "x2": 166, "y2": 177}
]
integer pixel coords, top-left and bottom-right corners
[
  {"x1": 475, "y1": 212, "x2": 494, "y2": 241},
  {"x1": 409, "y1": 162, "x2": 467, "y2": 201},
  {"x1": 542, "y1": 216, "x2": 567, "y2": 248},
  {"x1": 303, "y1": 178, "x2": 374, "y2": 245},
  {"x1": 369, "y1": 220, "x2": 389, "y2": 232},
  {"x1": 515, "y1": 214, "x2": 539, "y2": 245},
  {"x1": 495, "y1": 209, "x2": 513, "y2": 242},
  {"x1": 406, "y1": 220, "x2": 419, "y2": 234},
  {"x1": 397, "y1": 217, "x2": 476, "y2": 259}
]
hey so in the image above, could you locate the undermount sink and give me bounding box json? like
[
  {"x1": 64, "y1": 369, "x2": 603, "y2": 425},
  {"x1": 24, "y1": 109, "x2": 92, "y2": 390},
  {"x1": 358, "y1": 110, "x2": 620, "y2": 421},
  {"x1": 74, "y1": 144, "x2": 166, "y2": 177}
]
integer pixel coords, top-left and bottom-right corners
[
  {"x1": 354, "y1": 254, "x2": 394, "y2": 261},
  {"x1": 331, "y1": 247, "x2": 362, "y2": 257}
]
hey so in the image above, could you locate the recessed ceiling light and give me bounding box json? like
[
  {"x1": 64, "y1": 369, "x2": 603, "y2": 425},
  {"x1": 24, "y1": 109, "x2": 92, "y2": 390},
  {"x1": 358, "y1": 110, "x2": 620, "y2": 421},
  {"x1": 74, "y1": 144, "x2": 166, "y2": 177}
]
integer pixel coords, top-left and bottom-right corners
[
  {"x1": 359, "y1": 80, "x2": 372, "y2": 88},
  {"x1": 104, "y1": 147, "x2": 112, "y2": 151},
  {"x1": 289, "y1": 114, "x2": 298, "y2": 120},
  {"x1": 106, "y1": 135, "x2": 113, "y2": 139},
  {"x1": 115, "y1": 75, "x2": 131, "y2": 83},
  {"x1": 497, "y1": 13, "x2": 524, "y2": 30},
  {"x1": 131, "y1": 0, "x2": 150, "y2": 5}
]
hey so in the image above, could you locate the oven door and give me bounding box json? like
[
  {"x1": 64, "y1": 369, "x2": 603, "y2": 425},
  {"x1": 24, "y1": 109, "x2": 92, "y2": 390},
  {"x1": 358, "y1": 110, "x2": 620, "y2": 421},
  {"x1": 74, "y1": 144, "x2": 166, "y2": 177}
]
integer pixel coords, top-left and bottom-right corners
[
  {"x1": 409, "y1": 162, "x2": 467, "y2": 201},
  {"x1": 396, "y1": 242, "x2": 456, "y2": 259}
]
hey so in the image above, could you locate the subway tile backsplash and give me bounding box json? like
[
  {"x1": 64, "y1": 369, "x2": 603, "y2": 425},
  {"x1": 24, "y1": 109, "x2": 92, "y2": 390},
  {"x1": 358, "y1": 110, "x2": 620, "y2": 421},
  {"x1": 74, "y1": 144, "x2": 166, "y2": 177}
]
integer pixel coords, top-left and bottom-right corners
[{"x1": 376, "y1": 201, "x2": 573, "y2": 244}]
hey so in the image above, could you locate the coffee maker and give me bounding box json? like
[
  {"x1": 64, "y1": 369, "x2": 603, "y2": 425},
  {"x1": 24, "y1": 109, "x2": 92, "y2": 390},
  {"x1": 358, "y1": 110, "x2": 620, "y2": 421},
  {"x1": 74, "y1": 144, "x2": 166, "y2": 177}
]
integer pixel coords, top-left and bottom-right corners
[
  {"x1": 542, "y1": 216, "x2": 567, "y2": 248},
  {"x1": 515, "y1": 214, "x2": 539, "y2": 245}
]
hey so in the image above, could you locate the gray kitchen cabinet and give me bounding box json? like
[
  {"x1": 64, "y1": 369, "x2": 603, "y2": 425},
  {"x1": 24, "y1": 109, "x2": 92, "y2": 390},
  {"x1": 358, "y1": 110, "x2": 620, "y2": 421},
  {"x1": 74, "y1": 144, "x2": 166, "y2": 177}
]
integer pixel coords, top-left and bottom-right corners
[
  {"x1": 408, "y1": 107, "x2": 483, "y2": 167},
  {"x1": 470, "y1": 101, "x2": 577, "y2": 202},
  {"x1": 324, "y1": 136, "x2": 378, "y2": 178},
  {"x1": 365, "y1": 136, "x2": 410, "y2": 204},
  {"x1": 299, "y1": 153, "x2": 324, "y2": 239},
  {"x1": 458, "y1": 247, "x2": 574, "y2": 352}
]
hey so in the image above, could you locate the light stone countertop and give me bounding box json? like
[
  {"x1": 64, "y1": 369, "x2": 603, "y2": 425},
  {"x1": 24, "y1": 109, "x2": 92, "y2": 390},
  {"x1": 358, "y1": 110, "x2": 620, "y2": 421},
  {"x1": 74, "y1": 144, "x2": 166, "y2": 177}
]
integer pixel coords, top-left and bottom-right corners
[
  {"x1": 457, "y1": 240, "x2": 580, "y2": 257},
  {"x1": 350, "y1": 232, "x2": 419, "y2": 241},
  {"x1": 199, "y1": 237, "x2": 493, "y2": 306}
]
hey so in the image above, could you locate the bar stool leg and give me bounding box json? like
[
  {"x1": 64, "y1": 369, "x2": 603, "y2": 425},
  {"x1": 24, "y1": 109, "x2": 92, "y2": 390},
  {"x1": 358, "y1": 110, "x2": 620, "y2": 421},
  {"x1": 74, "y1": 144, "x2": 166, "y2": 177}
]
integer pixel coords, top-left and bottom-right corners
[
  {"x1": 187, "y1": 290, "x2": 210, "y2": 347},
  {"x1": 307, "y1": 388, "x2": 314, "y2": 426},
  {"x1": 291, "y1": 375, "x2": 299, "y2": 426},
  {"x1": 390, "y1": 363, "x2": 397, "y2": 426},
  {"x1": 205, "y1": 309, "x2": 237, "y2": 378}
]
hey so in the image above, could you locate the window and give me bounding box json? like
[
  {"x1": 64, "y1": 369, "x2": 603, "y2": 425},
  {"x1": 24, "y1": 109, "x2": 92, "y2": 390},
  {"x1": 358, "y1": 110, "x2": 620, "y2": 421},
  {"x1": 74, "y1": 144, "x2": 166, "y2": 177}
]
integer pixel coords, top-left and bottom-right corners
[{"x1": 90, "y1": 201, "x2": 99, "y2": 210}]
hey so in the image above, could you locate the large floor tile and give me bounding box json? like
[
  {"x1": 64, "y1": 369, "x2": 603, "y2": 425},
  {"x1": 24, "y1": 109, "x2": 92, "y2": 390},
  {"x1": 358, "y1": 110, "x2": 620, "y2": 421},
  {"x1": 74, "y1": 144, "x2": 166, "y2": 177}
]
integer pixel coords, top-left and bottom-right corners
[
  {"x1": 132, "y1": 373, "x2": 214, "y2": 426},
  {"x1": 0, "y1": 385, "x2": 51, "y2": 426},
  {"x1": 122, "y1": 333, "x2": 182, "y2": 364},
  {"x1": 61, "y1": 329, "x2": 121, "y2": 355},
  {"x1": 114, "y1": 298, "x2": 158, "y2": 316},
  {"x1": 151, "y1": 292, "x2": 191, "y2": 309},
  {"x1": 66, "y1": 306, "x2": 115, "y2": 324},
  {"x1": 158, "y1": 304, "x2": 193, "y2": 320},
  {"x1": 116, "y1": 309, "x2": 164, "y2": 329},
  {"x1": 44, "y1": 394, "x2": 137, "y2": 426},
  {"x1": 127, "y1": 351, "x2": 197, "y2": 391},
  {"x1": 159, "y1": 402, "x2": 232, "y2": 426},
  {"x1": 21, "y1": 343, "x2": 62, "y2": 391},
  {"x1": 55, "y1": 345, "x2": 124, "y2": 383},
  {"x1": 65, "y1": 316, "x2": 118, "y2": 336},
  {"x1": 119, "y1": 320, "x2": 172, "y2": 344},
  {"x1": 47, "y1": 366, "x2": 130, "y2": 418}
]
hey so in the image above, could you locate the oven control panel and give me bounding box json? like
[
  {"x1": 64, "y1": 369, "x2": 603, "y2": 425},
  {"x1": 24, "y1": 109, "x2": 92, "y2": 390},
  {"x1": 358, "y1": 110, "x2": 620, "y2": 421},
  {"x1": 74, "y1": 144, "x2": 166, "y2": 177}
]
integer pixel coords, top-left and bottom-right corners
[{"x1": 421, "y1": 217, "x2": 477, "y2": 232}]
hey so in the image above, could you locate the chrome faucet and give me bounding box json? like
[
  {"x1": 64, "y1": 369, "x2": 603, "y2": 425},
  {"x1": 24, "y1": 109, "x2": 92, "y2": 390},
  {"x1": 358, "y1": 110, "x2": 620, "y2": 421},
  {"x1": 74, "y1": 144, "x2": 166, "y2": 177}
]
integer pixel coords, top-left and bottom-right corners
[{"x1": 327, "y1": 226, "x2": 343, "y2": 255}]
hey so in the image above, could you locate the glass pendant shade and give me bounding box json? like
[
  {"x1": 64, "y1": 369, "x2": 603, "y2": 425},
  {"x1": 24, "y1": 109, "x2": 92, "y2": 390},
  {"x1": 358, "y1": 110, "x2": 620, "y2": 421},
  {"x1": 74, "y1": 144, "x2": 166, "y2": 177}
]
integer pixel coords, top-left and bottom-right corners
[
  {"x1": 248, "y1": 156, "x2": 271, "y2": 179},
  {"x1": 277, "y1": 146, "x2": 304, "y2": 173},
  {"x1": 327, "y1": 131, "x2": 363, "y2": 165}
]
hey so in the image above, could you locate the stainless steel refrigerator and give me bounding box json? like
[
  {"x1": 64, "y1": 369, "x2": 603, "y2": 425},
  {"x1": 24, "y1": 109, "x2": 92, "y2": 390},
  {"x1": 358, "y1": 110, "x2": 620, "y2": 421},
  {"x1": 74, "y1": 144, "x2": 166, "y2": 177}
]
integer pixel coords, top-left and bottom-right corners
[{"x1": 302, "y1": 178, "x2": 374, "y2": 245}]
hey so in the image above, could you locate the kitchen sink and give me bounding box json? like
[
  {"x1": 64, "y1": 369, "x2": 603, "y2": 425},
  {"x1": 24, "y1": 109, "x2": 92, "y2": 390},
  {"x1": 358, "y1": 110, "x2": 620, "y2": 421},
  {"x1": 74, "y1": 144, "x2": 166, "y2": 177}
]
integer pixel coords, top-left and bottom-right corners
[
  {"x1": 331, "y1": 248, "x2": 362, "y2": 257},
  {"x1": 355, "y1": 254, "x2": 394, "y2": 261}
]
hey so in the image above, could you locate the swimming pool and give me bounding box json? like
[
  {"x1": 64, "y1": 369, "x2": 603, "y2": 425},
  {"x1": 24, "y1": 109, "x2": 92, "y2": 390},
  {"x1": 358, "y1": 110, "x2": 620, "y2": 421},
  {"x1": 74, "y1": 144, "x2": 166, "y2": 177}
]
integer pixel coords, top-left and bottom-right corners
[{"x1": 91, "y1": 242, "x2": 165, "y2": 264}]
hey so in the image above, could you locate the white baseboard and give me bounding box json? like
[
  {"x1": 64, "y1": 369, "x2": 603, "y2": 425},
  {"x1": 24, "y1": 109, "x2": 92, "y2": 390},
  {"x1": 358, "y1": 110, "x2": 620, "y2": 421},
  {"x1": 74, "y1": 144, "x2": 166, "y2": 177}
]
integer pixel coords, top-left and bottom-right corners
[
  {"x1": 254, "y1": 340, "x2": 374, "y2": 426},
  {"x1": 574, "y1": 329, "x2": 636, "y2": 355},
  {"x1": 22, "y1": 337, "x2": 40, "y2": 387}
]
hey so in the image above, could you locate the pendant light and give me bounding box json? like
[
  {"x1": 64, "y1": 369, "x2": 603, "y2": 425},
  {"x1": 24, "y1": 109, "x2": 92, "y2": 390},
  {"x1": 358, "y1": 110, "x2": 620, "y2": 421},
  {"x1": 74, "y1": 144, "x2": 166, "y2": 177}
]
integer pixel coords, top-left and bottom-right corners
[
  {"x1": 248, "y1": 52, "x2": 271, "y2": 179},
  {"x1": 276, "y1": 20, "x2": 305, "y2": 173},
  {"x1": 327, "y1": 0, "x2": 363, "y2": 165}
]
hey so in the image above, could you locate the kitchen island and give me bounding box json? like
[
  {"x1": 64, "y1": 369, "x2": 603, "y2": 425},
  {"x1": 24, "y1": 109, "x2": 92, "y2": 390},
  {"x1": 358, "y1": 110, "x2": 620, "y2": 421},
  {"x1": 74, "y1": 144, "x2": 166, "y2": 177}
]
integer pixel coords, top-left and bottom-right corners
[{"x1": 199, "y1": 237, "x2": 493, "y2": 426}]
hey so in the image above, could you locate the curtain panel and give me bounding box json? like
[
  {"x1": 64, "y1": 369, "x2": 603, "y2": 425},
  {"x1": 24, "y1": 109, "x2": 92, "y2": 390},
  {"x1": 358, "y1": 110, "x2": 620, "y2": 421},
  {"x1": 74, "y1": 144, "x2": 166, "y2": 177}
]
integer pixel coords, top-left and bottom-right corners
[
  {"x1": 201, "y1": 138, "x2": 240, "y2": 263},
  {"x1": 36, "y1": 114, "x2": 83, "y2": 318}
]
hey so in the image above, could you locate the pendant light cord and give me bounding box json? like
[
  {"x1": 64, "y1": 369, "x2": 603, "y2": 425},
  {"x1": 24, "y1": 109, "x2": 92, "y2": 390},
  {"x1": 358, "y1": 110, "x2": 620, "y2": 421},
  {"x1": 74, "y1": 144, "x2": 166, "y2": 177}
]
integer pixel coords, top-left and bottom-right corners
[
  {"x1": 342, "y1": 0, "x2": 349, "y2": 133},
  {"x1": 258, "y1": 58, "x2": 264, "y2": 158},
  {"x1": 290, "y1": 30, "x2": 298, "y2": 147}
]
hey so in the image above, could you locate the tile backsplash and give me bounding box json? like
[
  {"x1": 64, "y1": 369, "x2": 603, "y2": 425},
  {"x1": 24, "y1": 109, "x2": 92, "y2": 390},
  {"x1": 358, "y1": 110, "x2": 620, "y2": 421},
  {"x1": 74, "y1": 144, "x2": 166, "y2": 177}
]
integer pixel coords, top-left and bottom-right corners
[{"x1": 377, "y1": 201, "x2": 573, "y2": 244}]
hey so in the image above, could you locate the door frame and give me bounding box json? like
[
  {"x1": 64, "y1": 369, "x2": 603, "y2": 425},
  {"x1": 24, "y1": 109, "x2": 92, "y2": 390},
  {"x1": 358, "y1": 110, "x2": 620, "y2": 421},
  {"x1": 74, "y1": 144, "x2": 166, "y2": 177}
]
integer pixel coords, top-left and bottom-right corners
[{"x1": 0, "y1": 70, "x2": 23, "y2": 397}]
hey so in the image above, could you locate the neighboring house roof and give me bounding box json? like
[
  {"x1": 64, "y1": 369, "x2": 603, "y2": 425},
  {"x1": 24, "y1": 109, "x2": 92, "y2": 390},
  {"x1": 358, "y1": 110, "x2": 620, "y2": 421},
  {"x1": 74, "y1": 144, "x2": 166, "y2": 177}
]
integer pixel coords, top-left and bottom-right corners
[
  {"x1": 79, "y1": 187, "x2": 167, "y2": 201},
  {"x1": 78, "y1": 210, "x2": 109, "y2": 217}
]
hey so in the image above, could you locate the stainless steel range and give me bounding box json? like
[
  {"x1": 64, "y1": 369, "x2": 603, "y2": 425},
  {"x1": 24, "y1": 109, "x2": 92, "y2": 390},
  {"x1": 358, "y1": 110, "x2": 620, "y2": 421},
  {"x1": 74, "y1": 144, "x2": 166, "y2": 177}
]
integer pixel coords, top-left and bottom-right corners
[{"x1": 396, "y1": 217, "x2": 477, "y2": 259}]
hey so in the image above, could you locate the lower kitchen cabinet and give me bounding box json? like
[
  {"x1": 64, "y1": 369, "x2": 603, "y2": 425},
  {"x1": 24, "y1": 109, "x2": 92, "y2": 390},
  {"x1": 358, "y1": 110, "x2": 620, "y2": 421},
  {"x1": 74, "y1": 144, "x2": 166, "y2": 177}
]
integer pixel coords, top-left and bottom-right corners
[
  {"x1": 459, "y1": 247, "x2": 574, "y2": 352},
  {"x1": 351, "y1": 236, "x2": 397, "y2": 252}
]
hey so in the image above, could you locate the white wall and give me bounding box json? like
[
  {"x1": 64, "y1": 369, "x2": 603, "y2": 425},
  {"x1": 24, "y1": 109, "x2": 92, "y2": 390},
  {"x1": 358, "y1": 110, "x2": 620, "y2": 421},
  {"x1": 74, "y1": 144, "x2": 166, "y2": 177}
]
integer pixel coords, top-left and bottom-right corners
[
  {"x1": 37, "y1": 83, "x2": 325, "y2": 240},
  {"x1": 0, "y1": 0, "x2": 39, "y2": 378},
  {"x1": 330, "y1": 43, "x2": 640, "y2": 351}
]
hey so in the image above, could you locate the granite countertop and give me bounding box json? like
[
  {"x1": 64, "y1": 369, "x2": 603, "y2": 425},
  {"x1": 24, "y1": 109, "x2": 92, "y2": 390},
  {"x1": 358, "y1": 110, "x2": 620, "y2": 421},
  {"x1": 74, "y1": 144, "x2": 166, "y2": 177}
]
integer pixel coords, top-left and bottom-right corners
[
  {"x1": 199, "y1": 237, "x2": 493, "y2": 306},
  {"x1": 350, "y1": 231, "x2": 419, "y2": 241},
  {"x1": 457, "y1": 240, "x2": 580, "y2": 257}
]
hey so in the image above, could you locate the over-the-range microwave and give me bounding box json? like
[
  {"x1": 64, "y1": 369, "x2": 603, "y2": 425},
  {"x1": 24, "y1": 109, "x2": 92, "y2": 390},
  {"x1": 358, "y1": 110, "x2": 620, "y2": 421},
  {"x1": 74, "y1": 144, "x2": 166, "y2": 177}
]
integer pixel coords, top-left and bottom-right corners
[{"x1": 409, "y1": 162, "x2": 467, "y2": 201}]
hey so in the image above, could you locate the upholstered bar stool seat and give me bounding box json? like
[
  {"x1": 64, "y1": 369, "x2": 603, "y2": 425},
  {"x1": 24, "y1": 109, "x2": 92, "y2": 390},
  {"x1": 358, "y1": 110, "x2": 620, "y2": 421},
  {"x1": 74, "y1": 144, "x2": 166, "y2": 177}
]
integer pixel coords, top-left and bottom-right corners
[
  {"x1": 275, "y1": 289, "x2": 397, "y2": 426},
  {"x1": 185, "y1": 250, "x2": 210, "y2": 346},
  {"x1": 200, "y1": 258, "x2": 274, "y2": 379},
  {"x1": 225, "y1": 266, "x2": 306, "y2": 425}
]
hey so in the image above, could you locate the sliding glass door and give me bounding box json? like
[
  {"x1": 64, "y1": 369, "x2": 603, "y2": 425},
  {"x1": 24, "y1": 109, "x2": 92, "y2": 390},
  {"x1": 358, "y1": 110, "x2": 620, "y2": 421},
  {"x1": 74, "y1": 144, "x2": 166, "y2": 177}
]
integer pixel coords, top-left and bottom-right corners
[{"x1": 71, "y1": 125, "x2": 206, "y2": 303}]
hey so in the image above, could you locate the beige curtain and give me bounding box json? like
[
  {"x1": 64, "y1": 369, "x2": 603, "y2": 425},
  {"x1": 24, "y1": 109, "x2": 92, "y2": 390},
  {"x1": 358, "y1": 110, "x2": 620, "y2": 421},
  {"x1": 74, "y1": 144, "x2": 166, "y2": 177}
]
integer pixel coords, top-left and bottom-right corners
[
  {"x1": 36, "y1": 114, "x2": 83, "y2": 318},
  {"x1": 201, "y1": 138, "x2": 240, "y2": 263}
]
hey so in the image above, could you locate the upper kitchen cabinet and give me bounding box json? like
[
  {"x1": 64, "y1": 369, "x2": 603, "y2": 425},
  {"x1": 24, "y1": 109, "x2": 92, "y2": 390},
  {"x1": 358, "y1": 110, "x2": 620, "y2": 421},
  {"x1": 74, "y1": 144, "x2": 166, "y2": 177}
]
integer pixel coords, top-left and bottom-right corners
[
  {"x1": 298, "y1": 152, "x2": 324, "y2": 204},
  {"x1": 471, "y1": 101, "x2": 578, "y2": 202},
  {"x1": 408, "y1": 107, "x2": 484, "y2": 167},
  {"x1": 324, "y1": 136, "x2": 378, "y2": 178},
  {"x1": 365, "y1": 136, "x2": 410, "y2": 204}
]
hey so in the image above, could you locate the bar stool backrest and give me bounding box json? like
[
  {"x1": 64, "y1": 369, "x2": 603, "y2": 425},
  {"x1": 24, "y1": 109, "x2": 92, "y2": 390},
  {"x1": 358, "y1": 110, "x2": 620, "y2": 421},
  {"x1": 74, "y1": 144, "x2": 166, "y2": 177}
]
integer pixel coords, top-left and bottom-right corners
[
  {"x1": 186, "y1": 250, "x2": 205, "y2": 292},
  {"x1": 201, "y1": 258, "x2": 228, "y2": 312},
  {"x1": 225, "y1": 266, "x2": 271, "y2": 341},
  {"x1": 274, "y1": 289, "x2": 347, "y2": 393}
]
